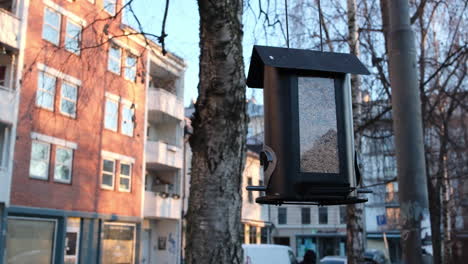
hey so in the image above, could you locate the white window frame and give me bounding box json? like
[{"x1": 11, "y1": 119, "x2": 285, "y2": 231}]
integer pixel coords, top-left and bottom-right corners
[
  {"x1": 101, "y1": 158, "x2": 115, "y2": 190},
  {"x1": 42, "y1": 7, "x2": 61, "y2": 45},
  {"x1": 103, "y1": 0, "x2": 117, "y2": 15},
  {"x1": 29, "y1": 141, "x2": 51, "y2": 180},
  {"x1": 60, "y1": 81, "x2": 78, "y2": 118},
  {"x1": 36, "y1": 72, "x2": 57, "y2": 111},
  {"x1": 121, "y1": 103, "x2": 134, "y2": 136},
  {"x1": 118, "y1": 162, "x2": 132, "y2": 192},
  {"x1": 108, "y1": 44, "x2": 122, "y2": 74},
  {"x1": 7, "y1": 217, "x2": 58, "y2": 264},
  {"x1": 65, "y1": 20, "x2": 81, "y2": 55},
  {"x1": 124, "y1": 54, "x2": 137, "y2": 82},
  {"x1": 104, "y1": 97, "x2": 119, "y2": 131},
  {"x1": 54, "y1": 146, "x2": 73, "y2": 184}
]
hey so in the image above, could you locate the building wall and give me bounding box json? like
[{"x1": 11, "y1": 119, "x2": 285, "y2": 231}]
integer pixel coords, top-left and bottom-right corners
[{"x1": 10, "y1": 0, "x2": 146, "y2": 217}]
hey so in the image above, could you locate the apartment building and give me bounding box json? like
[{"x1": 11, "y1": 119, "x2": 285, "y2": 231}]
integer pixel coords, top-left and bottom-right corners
[
  {"x1": 0, "y1": 1, "x2": 186, "y2": 263},
  {"x1": 142, "y1": 51, "x2": 185, "y2": 264}
]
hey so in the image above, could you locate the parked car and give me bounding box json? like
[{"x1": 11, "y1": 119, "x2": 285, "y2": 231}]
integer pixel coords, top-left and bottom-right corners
[
  {"x1": 319, "y1": 256, "x2": 347, "y2": 264},
  {"x1": 363, "y1": 249, "x2": 388, "y2": 264},
  {"x1": 243, "y1": 244, "x2": 298, "y2": 264}
]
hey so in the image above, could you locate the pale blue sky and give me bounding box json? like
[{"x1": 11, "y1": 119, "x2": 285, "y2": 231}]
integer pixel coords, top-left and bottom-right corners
[{"x1": 128, "y1": 0, "x2": 290, "y2": 106}]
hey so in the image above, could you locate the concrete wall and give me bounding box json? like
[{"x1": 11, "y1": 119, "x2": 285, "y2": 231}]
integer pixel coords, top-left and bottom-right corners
[{"x1": 143, "y1": 219, "x2": 180, "y2": 264}]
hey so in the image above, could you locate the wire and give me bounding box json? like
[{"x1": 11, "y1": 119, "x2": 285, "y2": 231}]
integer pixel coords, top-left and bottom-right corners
[
  {"x1": 285, "y1": 0, "x2": 289, "y2": 48},
  {"x1": 318, "y1": 0, "x2": 323, "y2": 52}
]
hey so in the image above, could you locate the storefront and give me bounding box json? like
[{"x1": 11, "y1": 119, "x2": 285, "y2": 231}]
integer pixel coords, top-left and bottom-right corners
[
  {"x1": 296, "y1": 233, "x2": 346, "y2": 260},
  {"x1": 4, "y1": 207, "x2": 141, "y2": 264}
]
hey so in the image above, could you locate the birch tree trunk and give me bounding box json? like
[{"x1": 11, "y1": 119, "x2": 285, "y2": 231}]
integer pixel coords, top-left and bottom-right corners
[
  {"x1": 185, "y1": 0, "x2": 247, "y2": 263},
  {"x1": 346, "y1": 0, "x2": 365, "y2": 263}
]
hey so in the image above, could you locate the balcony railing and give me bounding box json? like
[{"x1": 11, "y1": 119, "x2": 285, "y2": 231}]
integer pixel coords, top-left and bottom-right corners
[
  {"x1": 148, "y1": 88, "x2": 184, "y2": 121},
  {"x1": 0, "y1": 87, "x2": 16, "y2": 124},
  {"x1": 143, "y1": 191, "x2": 181, "y2": 219},
  {"x1": 0, "y1": 8, "x2": 20, "y2": 48},
  {"x1": 146, "y1": 140, "x2": 183, "y2": 169}
]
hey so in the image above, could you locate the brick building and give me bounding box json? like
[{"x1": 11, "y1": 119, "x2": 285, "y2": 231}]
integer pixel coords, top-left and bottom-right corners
[{"x1": 0, "y1": 0, "x2": 185, "y2": 263}]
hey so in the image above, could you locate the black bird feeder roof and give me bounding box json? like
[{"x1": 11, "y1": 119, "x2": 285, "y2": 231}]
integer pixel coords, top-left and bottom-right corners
[{"x1": 247, "y1": 45, "x2": 370, "y2": 88}]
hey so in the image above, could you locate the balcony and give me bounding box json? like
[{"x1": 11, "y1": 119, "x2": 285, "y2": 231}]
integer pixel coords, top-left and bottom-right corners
[
  {"x1": 148, "y1": 88, "x2": 184, "y2": 122},
  {"x1": 143, "y1": 191, "x2": 181, "y2": 219},
  {"x1": 146, "y1": 140, "x2": 183, "y2": 170},
  {"x1": 0, "y1": 87, "x2": 16, "y2": 124},
  {"x1": 0, "y1": 8, "x2": 20, "y2": 49}
]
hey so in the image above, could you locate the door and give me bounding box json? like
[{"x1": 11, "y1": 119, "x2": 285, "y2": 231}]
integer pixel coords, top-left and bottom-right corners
[{"x1": 142, "y1": 229, "x2": 151, "y2": 264}]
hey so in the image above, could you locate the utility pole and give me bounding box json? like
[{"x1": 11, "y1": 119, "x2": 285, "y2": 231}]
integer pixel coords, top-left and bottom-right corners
[{"x1": 388, "y1": 1, "x2": 430, "y2": 263}]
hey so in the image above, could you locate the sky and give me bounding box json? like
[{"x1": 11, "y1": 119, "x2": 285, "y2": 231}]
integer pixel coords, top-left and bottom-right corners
[{"x1": 128, "y1": 0, "x2": 286, "y2": 106}]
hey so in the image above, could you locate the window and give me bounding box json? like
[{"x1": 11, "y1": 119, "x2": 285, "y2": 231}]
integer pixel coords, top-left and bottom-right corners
[
  {"x1": 340, "y1": 206, "x2": 347, "y2": 224},
  {"x1": 43, "y1": 8, "x2": 61, "y2": 45},
  {"x1": 36, "y1": 72, "x2": 56, "y2": 110},
  {"x1": 278, "y1": 208, "x2": 287, "y2": 225},
  {"x1": 0, "y1": 123, "x2": 10, "y2": 169},
  {"x1": 104, "y1": 99, "x2": 118, "y2": 131},
  {"x1": 65, "y1": 20, "x2": 81, "y2": 54},
  {"x1": 247, "y1": 177, "x2": 253, "y2": 203},
  {"x1": 108, "y1": 45, "x2": 121, "y2": 74},
  {"x1": 6, "y1": 217, "x2": 57, "y2": 264},
  {"x1": 30, "y1": 141, "x2": 51, "y2": 179},
  {"x1": 249, "y1": 225, "x2": 257, "y2": 244},
  {"x1": 0, "y1": 65, "x2": 7, "y2": 88},
  {"x1": 121, "y1": 104, "x2": 134, "y2": 136},
  {"x1": 103, "y1": 0, "x2": 117, "y2": 15},
  {"x1": 54, "y1": 147, "x2": 73, "y2": 183},
  {"x1": 301, "y1": 208, "x2": 311, "y2": 224},
  {"x1": 101, "y1": 159, "x2": 115, "y2": 189},
  {"x1": 102, "y1": 223, "x2": 136, "y2": 264},
  {"x1": 125, "y1": 55, "x2": 137, "y2": 81},
  {"x1": 318, "y1": 207, "x2": 328, "y2": 224},
  {"x1": 60, "y1": 82, "x2": 78, "y2": 117},
  {"x1": 119, "y1": 163, "x2": 131, "y2": 192}
]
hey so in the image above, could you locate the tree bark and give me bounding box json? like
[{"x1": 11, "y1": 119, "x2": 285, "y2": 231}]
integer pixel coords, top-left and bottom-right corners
[
  {"x1": 346, "y1": 0, "x2": 366, "y2": 263},
  {"x1": 185, "y1": 1, "x2": 247, "y2": 264}
]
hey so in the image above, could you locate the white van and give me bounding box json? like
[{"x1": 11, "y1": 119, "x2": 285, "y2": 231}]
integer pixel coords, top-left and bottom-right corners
[{"x1": 243, "y1": 244, "x2": 298, "y2": 264}]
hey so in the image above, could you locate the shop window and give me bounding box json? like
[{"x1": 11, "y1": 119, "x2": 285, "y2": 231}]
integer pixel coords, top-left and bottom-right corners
[
  {"x1": 6, "y1": 217, "x2": 57, "y2": 264},
  {"x1": 102, "y1": 223, "x2": 136, "y2": 264},
  {"x1": 64, "y1": 217, "x2": 81, "y2": 264}
]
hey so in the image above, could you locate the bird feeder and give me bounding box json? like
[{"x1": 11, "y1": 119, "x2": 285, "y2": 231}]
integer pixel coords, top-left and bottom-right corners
[{"x1": 246, "y1": 45, "x2": 370, "y2": 205}]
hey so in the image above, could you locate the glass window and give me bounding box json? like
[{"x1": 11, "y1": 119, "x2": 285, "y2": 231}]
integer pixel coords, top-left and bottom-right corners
[
  {"x1": 119, "y1": 163, "x2": 131, "y2": 192},
  {"x1": 278, "y1": 207, "x2": 287, "y2": 225},
  {"x1": 65, "y1": 20, "x2": 81, "y2": 54},
  {"x1": 6, "y1": 217, "x2": 56, "y2": 264},
  {"x1": 101, "y1": 159, "x2": 115, "y2": 189},
  {"x1": 54, "y1": 147, "x2": 73, "y2": 183},
  {"x1": 0, "y1": 65, "x2": 7, "y2": 87},
  {"x1": 36, "y1": 72, "x2": 56, "y2": 110},
  {"x1": 64, "y1": 217, "x2": 81, "y2": 264},
  {"x1": 104, "y1": 99, "x2": 118, "y2": 131},
  {"x1": 60, "y1": 82, "x2": 78, "y2": 117},
  {"x1": 102, "y1": 223, "x2": 136, "y2": 264},
  {"x1": 298, "y1": 77, "x2": 339, "y2": 173},
  {"x1": 121, "y1": 104, "x2": 134, "y2": 136},
  {"x1": 319, "y1": 207, "x2": 328, "y2": 224},
  {"x1": 125, "y1": 55, "x2": 137, "y2": 81},
  {"x1": 340, "y1": 206, "x2": 347, "y2": 224},
  {"x1": 301, "y1": 207, "x2": 311, "y2": 224},
  {"x1": 30, "y1": 141, "x2": 50, "y2": 179},
  {"x1": 0, "y1": 123, "x2": 10, "y2": 169},
  {"x1": 103, "y1": 0, "x2": 117, "y2": 15},
  {"x1": 108, "y1": 45, "x2": 121, "y2": 74},
  {"x1": 249, "y1": 225, "x2": 257, "y2": 244},
  {"x1": 43, "y1": 8, "x2": 61, "y2": 45}
]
